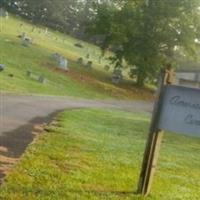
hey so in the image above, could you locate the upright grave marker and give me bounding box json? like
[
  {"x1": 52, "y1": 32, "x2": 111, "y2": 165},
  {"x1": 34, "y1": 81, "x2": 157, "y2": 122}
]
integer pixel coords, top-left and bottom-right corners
[{"x1": 137, "y1": 67, "x2": 200, "y2": 196}]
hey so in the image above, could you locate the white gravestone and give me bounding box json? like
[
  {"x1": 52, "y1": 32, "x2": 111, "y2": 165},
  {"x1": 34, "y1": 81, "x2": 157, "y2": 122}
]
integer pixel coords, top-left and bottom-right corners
[{"x1": 59, "y1": 58, "x2": 68, "y2": 71}]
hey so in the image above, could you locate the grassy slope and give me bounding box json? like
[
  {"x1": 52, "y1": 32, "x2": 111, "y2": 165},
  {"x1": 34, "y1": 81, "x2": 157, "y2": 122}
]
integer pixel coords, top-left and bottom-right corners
[
  {"x1": 0, "y1": 109, "x2": 199, "y2": 200},
  {"x1": 0, "y1": 16, "x2": 153, "y2": 100}
]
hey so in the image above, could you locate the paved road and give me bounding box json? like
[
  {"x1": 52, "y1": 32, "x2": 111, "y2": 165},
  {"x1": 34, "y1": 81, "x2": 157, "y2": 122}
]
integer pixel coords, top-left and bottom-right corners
[{"x1": 0, "y1": 93, "x2": 153, "y2": 135}]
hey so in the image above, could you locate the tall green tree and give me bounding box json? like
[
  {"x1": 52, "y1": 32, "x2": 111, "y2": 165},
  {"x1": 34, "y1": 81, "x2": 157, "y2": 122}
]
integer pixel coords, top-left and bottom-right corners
[{"x1": 89, "y1": 0, "x2": 200, "y2": 86}]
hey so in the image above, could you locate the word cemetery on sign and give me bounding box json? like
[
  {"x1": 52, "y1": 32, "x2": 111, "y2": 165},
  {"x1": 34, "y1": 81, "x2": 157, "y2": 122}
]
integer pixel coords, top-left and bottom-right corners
[{"x1": 158, "y1": 85, "x2": 200, "y2": 137}]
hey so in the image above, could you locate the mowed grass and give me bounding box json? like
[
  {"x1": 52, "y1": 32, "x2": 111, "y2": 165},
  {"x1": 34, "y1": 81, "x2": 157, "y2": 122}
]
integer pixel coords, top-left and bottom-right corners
[
  {"x1": 0, "y1": 16, "x2": 153, "y2": 99},
  {"x1": 0, "y1": 109, "x2": 199, "y2": 200}
]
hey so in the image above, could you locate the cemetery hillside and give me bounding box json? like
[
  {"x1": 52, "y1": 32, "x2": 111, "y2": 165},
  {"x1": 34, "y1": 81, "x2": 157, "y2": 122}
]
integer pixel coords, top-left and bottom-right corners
[
  {"x1": 1, "y1": 1, "x2": 200, "y2": 200},
  {"x1": 0, "y1": 15, "x2": 153, "y2": 100}
]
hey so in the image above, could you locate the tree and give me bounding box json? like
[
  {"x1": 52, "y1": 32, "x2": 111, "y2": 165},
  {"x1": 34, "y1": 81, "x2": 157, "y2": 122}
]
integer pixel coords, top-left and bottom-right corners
[
  {"x1": 89, "y1": 0, "x2": 200, "y2": 86},
  {"x1": 2, "y1": 0, "x2": 97, "y2": 36}
]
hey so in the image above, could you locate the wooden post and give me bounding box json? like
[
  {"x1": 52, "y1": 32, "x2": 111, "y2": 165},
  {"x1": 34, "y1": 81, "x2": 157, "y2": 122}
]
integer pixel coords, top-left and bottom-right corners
[{"x1": 137, "y1": 67, "x2": 174, "y2": 196}]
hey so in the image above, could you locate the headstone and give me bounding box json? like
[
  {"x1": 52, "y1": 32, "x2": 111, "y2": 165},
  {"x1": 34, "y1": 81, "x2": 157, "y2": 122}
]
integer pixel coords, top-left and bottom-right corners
[
  {"x1": 112, "y1": 69, "x2": 123, "y2": 84},
  {"x1": 59, "y1": 57, "x2": 68, "y2": 71},
  {"x1": 51, "y1": 53, "x2": 69, "y2": 71},
  {"x1": 21, "y1": 33, "x2": 32, "y2": 47},
  {"x1": 0, "y1": 64, "x2": 5, "y2": 71}
]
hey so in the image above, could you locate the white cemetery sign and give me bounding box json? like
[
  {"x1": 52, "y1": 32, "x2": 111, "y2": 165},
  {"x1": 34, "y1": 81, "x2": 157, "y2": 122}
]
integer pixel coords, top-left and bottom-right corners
[{"x1": 158, "y1": 85, "x2": 200, "y2": 137}]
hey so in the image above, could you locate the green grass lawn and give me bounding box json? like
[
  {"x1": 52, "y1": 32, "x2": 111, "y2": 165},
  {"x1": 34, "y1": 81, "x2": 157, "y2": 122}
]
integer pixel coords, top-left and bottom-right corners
[
  {"x1": 0, "y1": 16, "x2": 153, "y2": 100},
  {"x1": 0, "y1": 109, "x2": 199, "y2": 200}
]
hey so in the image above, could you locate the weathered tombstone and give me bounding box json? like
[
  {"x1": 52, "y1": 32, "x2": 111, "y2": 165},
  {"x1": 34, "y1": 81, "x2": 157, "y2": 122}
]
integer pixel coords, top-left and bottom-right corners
[
  {"x1": 0, "y1": 64, "x2": 5, "y2": 71},
  {"x1": 22, "y1": 38, "x2": 32, "y2": 47},
  {"x1": 112, "y1": 69, "x2": 123, "y2": 84},
  {"x1": 77, "y1": 57, "x2": 83, "y2": 65},
  {"x1": 51, "y1": 53, "x2": 69, "y2": 71},
  {"x1": 21, "y1": 32, "x2": 32, "y2": 47}
]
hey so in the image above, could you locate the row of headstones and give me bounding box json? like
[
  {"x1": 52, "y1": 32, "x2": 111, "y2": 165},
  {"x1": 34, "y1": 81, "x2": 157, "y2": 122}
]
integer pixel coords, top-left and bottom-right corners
[
  {"x1": 16, "y1": 30, "x2": 122, "y2": 84},
  {"x1": 0, "y1": 65, "x2": 45, "y2": 83},
  {"x1": 77, "y1": 57, "x2": 123, "y2": 84},
  {"x1": 19, "y1": 23, "x2": 68, "y2": 44}
]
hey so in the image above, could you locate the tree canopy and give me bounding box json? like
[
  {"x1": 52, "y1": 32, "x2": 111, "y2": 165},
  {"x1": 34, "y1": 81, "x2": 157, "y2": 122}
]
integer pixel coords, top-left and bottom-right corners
[
  {"x1": 89, "y1": 0, "x2": 200, "y2": 86},
  {"x1": 1, "y1": 0, "x2": 99, "y2": 37}
]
